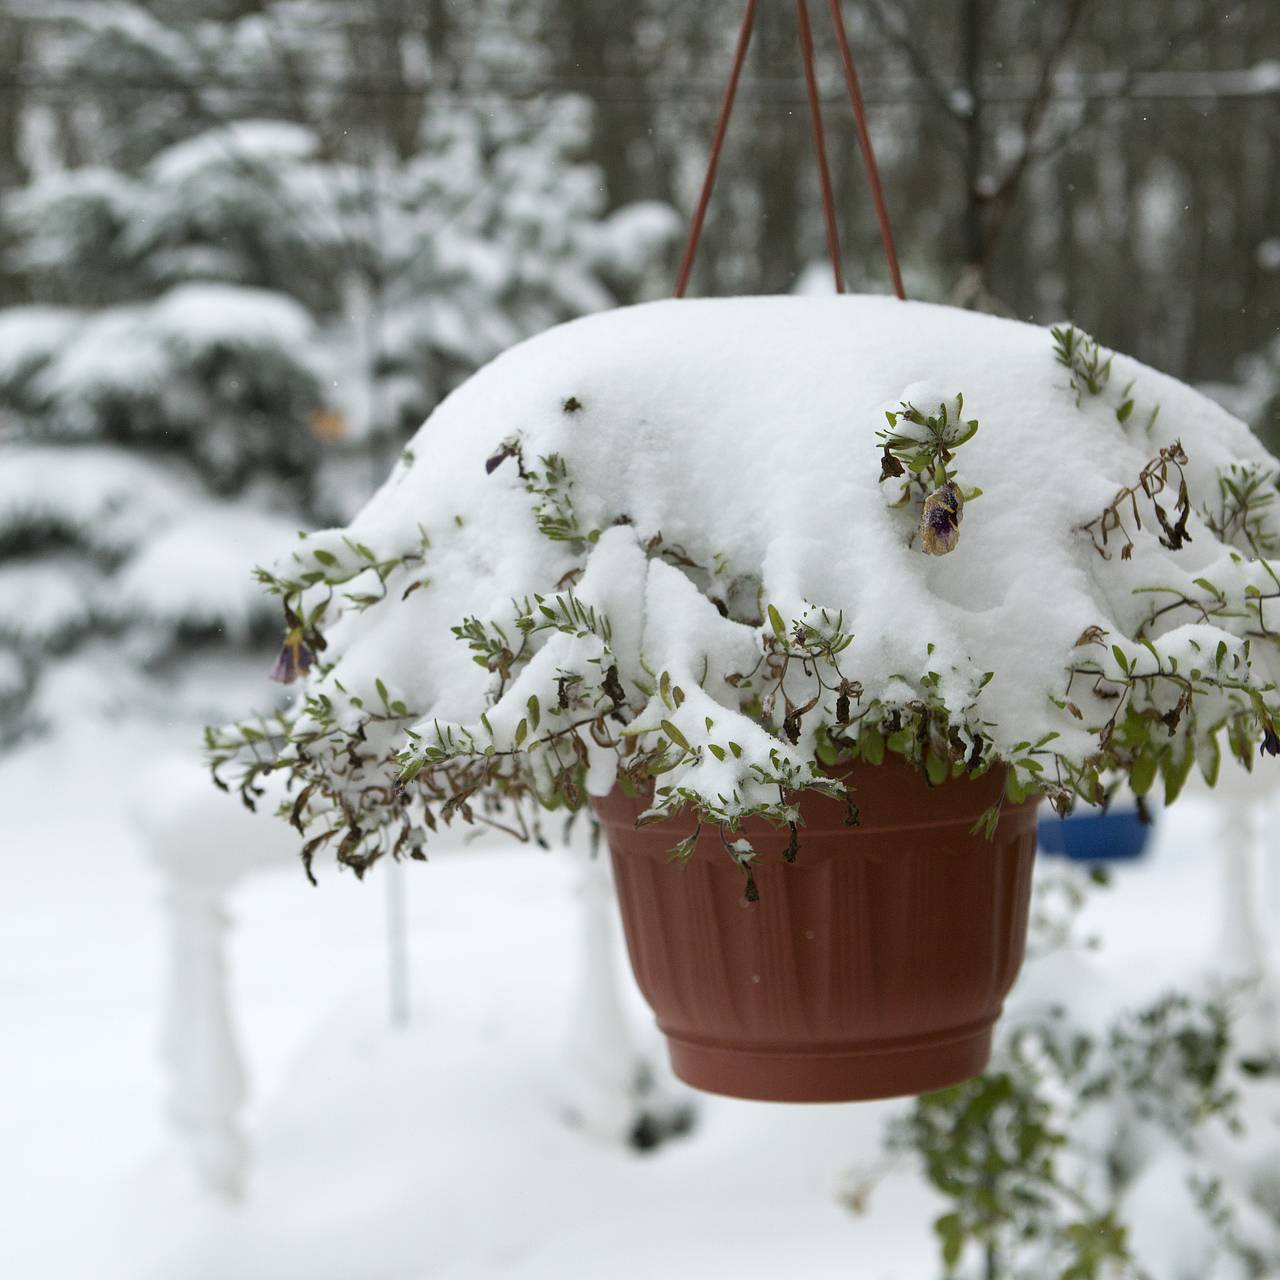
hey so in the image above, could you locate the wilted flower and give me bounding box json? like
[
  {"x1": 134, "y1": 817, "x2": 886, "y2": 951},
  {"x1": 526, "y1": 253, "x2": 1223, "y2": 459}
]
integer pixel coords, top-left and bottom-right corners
[
  {"x1": 270, "y1": 628, "x2": 314, "y2": 684},
  {"x1": 879, "y1": 446, "x2": 905, "y2": 482},
  {"x1": 919, "y1": 481, "x2": 965, "y2": 555},
  {"x1": 1261, "y1": 725, "x2": 1280, "y2": 757},
  {"x1": 484, "y1": 437, "x2": 524, "y2": 475}
]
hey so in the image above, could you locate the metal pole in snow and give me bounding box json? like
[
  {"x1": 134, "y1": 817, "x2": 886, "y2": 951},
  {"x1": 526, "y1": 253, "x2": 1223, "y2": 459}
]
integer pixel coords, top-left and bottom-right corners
[{"x1": 386, "y1": 857, "x2": 410, "y2": 1028}]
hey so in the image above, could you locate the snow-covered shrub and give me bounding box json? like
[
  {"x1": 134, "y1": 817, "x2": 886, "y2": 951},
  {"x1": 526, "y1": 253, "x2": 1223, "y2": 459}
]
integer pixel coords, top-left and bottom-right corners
[
  {"x1": 0, "y1": 7, "x2": 677, "y2": 742},
  {"x1": 25, "y1": 284, "x2": 324, "y2": 492},
  {"x1": 0, "y1": 443, "x2": 295, "y2": 742},
  {"x1": 210, "y1": 295, "x2": 1280, "y2": 878},
  {"x1": 329, "y1": 96, "x2": 681, "y2": 438},
  {"x1": 885, "y1": 870, "x2": 1280, "y2": 1280},
  {"x1": 889, "y1": 990, "x2": 1278, "y2": 1279},
  {"x1": 1206, "y1": 333, "x2": 1280, "y2": 461}
]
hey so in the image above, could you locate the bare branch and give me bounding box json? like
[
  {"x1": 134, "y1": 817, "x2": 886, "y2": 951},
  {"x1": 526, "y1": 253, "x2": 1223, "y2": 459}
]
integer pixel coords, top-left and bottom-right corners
[
  {"x1": 979, "y1": 0, "x2": 1221, "y2": 267},
  {"x1": 977, "y1": 0, "x2": 1092, "y2": 266},
  {"x1": 861, "y1": 0, "x2": 966, "y2": 124}
]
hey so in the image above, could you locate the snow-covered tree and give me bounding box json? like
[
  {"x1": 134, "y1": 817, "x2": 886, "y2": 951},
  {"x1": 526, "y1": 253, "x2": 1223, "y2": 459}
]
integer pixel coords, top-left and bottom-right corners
[
  {"x1": 1211, "y1": 337, "x2": 1280, "y2": 459},
  {"x1": 0, "y1": 0, "x2": 678, "y2": 741}
]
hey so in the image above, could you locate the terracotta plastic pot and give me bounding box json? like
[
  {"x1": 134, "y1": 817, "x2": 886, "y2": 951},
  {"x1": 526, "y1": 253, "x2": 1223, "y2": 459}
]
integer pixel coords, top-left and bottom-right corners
[{"x1": 592, "y1": 757, "x2": 1040, "y2": 1103}]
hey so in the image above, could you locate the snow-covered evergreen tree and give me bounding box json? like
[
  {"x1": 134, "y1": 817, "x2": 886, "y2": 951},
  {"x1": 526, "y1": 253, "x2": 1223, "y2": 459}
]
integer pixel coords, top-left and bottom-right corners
[
  {"x1": 0, "y1": 0, "x2": 677, "y2": 741},
  {"x1": 1215, "y1": 338, "x2": 1280, "y2": 457}
]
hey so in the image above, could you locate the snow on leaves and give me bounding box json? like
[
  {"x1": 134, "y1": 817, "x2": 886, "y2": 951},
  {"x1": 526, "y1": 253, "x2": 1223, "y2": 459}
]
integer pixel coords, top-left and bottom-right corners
[{"x1": 209, "y1": 299, "x2": 1280, "y2": 883}]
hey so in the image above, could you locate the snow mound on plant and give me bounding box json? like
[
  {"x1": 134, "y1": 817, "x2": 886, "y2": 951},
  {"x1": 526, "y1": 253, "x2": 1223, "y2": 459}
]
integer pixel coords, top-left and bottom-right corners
[{"x1": 227, "y1": 296, "x2": 1280, "y2": 868}]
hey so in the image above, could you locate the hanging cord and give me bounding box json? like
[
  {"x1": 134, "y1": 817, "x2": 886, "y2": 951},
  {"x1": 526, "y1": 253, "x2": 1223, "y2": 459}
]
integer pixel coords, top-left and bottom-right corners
[
  {"x1": 796, "y1": 0, "x2": 845, "y2": 293},
  {"x1": 674, "y1": 0, "x2": 759, "y2": 299},
  {"x1": 826, "y1": 0, "x2": 906, "y2": 300},
  {"x1": 674, "y1": 0, "x2": 906, "y2": 301}
]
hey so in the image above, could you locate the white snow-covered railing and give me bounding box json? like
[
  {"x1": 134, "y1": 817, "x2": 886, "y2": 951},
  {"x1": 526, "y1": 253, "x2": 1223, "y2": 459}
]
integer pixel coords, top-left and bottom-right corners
[
  {"x1": 133, "y1": 756, "x2": 691, "y2": 1199},
  {"x1": 1211, "y1": 761, "x2": 1280, "y2": 1059},
  {"x1": 133, "y1": 757, "x2": 297, "y2": 1199}
]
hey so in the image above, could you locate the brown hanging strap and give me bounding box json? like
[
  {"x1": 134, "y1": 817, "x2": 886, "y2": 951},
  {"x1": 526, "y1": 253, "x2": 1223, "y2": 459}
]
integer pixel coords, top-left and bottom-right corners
[
  {"x1": 674, "y1": 0, "x2": 906, "y2": 302},
  {"x1": 796, "y1": 0, "x2": 845, "y2": 294},
  {"x1": 827, "y1": 0, "x2": 906, "y2": 301},
  {"x1": 673, "y1": 0, "x2": 759, "y2": 299}
]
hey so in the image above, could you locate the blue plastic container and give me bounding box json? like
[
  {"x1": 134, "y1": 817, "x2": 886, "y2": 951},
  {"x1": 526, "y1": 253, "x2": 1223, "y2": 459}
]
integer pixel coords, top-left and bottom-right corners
[{"x1": 1037, "y1": 806, "x2": 1153, "y2": 863}]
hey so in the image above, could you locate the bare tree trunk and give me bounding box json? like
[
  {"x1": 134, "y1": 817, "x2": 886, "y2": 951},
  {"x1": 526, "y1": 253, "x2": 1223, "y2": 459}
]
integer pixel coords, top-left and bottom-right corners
[
  {"x1": 557, "y1": 0, "x2": 659, "y2": 209},
  {"x1": 961, "y1": 0, "x2": 985, "y2": 273},
  {"x1": 0, "y1": 12, "x2": 28, "y2": 305},
  {"x1": 756, "y1": 0, "x2": 805, "y2": 293},
  {"x1": 348, "y1": 0, "x2": 424, "y2": 162}
]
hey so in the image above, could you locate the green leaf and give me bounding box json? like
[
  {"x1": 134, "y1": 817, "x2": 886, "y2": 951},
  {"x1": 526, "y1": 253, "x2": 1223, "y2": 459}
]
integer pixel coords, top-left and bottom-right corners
[
  {"x1": 1198, "y1": 732, "x2": 1222, "y2": 787},
  {"x1": 861, "y1": 728, "x2": 885, "y2": 766},
  {"x1": 667, "y1": 832, "x2": 699, "y2": 863},
  {"x1": 1116, "y1": 398, "x2": 1134, "y2": 423},
  {"x1": 661, "y1": 719, "x2": 690, "y2": 751},
  {"x1": 527, "y1": 695, "x2": 541, "y2": 731},
  {"x1": 1006, "y1": 773, "x2": 1031, "y2": 804},
  {"x1": 514, "y1": 719, "x2": 528, "y2": 746},
  {"x1": 313, "y1": 548, "x2": 338, "y2": 566},
  {"x1": 1161, "y1": 744, "x2": 1194, "y2": 806},
  {"x1": 767, "y1": 604, "x2": 787, "y2": 646},
  {"x1": 925, "y1": 750, "x2": 948, "y2": 786},
  {"x1": 935, "y1": 1212, "x2": 965, "y2": 1269},
  {"x1": 1130, "y1": 750, "x2": 1158, "y2": 797},
  {"x1": 1112, "y1": 644, "x2": 1130, "y2": 675}
]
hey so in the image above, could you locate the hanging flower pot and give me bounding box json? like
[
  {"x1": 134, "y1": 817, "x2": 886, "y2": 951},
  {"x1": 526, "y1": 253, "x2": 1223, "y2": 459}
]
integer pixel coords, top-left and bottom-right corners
[
  {"x1": 210, "y1": 291, "x2": 1280, "y2": 1105},
  {"x1": 595, "y1": 755, "x2": 1038, "y2": 1101}
]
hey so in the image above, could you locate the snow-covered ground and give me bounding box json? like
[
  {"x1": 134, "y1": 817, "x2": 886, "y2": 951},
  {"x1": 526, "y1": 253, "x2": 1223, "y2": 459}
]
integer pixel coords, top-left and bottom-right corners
[{"x1": 5, "y1": 719, "x2": 1280, "y2": 1280}]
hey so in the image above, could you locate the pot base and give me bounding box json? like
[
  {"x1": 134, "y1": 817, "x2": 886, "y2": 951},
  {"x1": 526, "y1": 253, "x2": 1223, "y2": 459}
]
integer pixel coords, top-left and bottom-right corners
[
  {"x1": 666, "y1": 1021, "x2": 994, "y2": 1103},
  {"x1": 595, "y1": 757, "x2": 1038, "y2": 1104}
]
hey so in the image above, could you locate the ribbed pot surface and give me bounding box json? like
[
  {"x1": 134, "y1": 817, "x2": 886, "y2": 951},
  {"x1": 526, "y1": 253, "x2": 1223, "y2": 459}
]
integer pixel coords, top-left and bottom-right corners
[{"x1": 592, "y1": 757, "x2": 1039, "y2": 1102}]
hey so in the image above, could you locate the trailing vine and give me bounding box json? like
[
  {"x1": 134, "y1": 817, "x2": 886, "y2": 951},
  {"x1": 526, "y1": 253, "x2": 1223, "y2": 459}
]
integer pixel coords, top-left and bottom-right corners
[{"x1": 208, "y1": 324, "x2": 1280, "y2": 886}]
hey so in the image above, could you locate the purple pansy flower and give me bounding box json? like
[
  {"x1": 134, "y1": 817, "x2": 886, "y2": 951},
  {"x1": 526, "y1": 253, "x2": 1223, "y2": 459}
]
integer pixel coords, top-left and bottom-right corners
[
  {"x1": 270, "y1": 628, "x2": 315, "y2": 684},
  {"x1": 919, "y1": 481, "x2": 965, "y2": 556}
]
